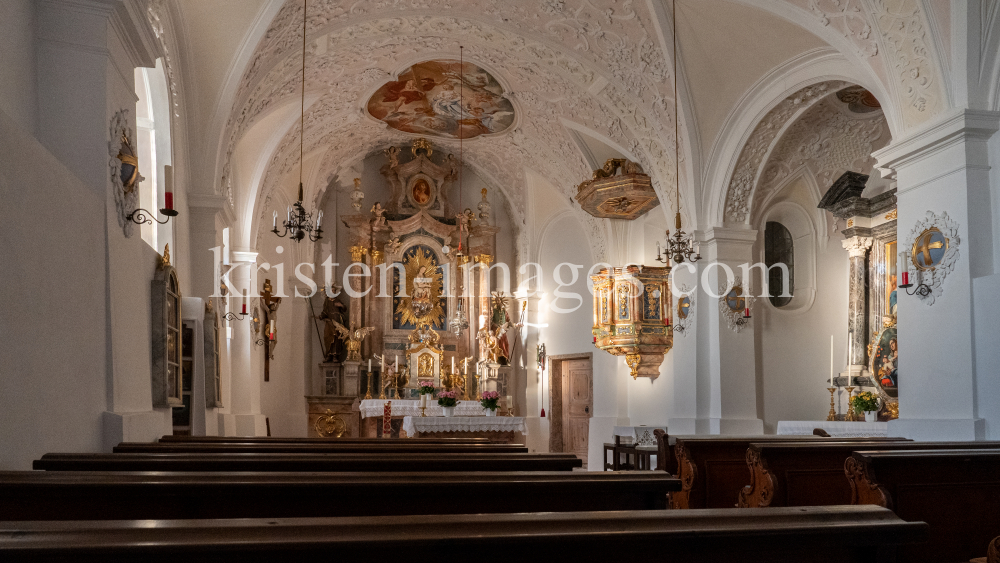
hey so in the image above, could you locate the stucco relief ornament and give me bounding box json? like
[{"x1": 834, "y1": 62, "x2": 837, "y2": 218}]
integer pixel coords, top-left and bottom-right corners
[
  {"x1": 108, "y1": 109, "x2": 143, "y2": 238},
  {"x1": 718, "y1": 275, "x2": 755, "y2": 334},
  {"x1": 905, "y1": 211, "x2": 960, "y2": 306},
  {"x1": 673, "y1": 285, "x2": 694, "y2": 337}
]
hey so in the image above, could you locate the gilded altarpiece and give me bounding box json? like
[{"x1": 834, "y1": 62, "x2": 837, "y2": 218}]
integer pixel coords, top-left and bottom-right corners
[{"x1": 325, "y1": 141, "x2": 510, "y2": 437}]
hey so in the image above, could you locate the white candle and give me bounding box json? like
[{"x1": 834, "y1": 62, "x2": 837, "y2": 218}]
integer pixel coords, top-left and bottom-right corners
[
  {"x1": 381, "y1": 356, "x2": 385, "y2": 373},
  {"x1": 451, "y1": 357, "x2": 455, "y2": 373},
  {"x1": 420, "y1": 394, "x2": 426, "y2": 407},
  {"x1": 395, "y1": 355, "x2": 399, "y2": 371},
  {"x1": 368, "y1": 359, "x2": 372, "y2": 373},
  {"x1": 830, "y1": 335, "x2": 834, "y2": 385},
  {"x1": 272, "y1": 210, "x2": 277, "y2": 229}
]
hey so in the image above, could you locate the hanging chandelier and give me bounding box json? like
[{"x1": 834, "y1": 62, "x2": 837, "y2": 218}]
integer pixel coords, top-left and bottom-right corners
[
  {"x1": 447, "y1": 45, "x2": 471, "y2": 336},
  {"x1": 272, "y1": 0, "x2": 322, "y2": 243},
  {"x1": 656, "y1": 0, "x2": 699, "y2": 267}
]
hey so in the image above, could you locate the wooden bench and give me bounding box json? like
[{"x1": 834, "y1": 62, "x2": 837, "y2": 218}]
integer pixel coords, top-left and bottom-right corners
[
  {"x1": 846, "y1": 449, "x2": 1000, "y2": 563},
  {"x1": 0, "y1": 470, "x2": 678, "y2": 520},
  {"x1": 114, "y1": 442, "x2": 528, "y2": 454},
  {"x1": 33, "y1": 452, "x2": 583, "y2": 472},
  {"x1": 738, "y1": 441, "x2": 1000, "y2": 509},
  {"x1": 158, "y1": 435, "x2": 491, "y2": 444},
  {"x1": 0, "y1": 506, "x2": 927, "y2": 563},
  {"x1": 668, "y1": 435, "x2": 907, "y2": 508}
]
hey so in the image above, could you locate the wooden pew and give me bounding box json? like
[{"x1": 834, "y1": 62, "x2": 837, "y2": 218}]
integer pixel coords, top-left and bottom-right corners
[
  {"x1": 0, "y1": 506, "x2": 927, "y2": 563},
  {"x1": 739, "y1": 441, "x2": 1000, "y2": 509},
  {"x1": 114, "y1": 442, "x2": 528, "y2": 454},
  {"x1": 846, "y1": 449, "x2": 1000, "y2": 563},
  {"x1": 0, "y1": 471, "x2": 678, "y2": 520},
  {"x1": 668, "y1": 435, "x2": 907, "y2": 508},
  {"x1": 158, "y1": 435, "x2": 491, "y2": 444},
  {"x1": 33, "y1": 452, "x2": 583, "y2": 472}
]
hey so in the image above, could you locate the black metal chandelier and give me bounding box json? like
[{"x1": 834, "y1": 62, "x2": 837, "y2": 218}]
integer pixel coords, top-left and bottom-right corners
[
  {"x1": 655, "y1": 0, "x2": 700, "y2": 267},
  {"x1": 272, "y1": 0, "x2": 322, "y2": 244}
]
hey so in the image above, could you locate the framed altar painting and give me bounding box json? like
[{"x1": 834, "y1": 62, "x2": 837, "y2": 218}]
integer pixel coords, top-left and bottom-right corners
[
  {"x1": 871, "y1": 325, "x2": 898, "y2": 399},
  {"x1": 885, "y1": 241, "x2": 897, "y2": 316}
]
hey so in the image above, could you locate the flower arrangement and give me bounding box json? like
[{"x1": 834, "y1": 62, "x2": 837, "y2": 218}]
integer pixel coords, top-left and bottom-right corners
[
  {"x1": 481, "y1": 391, "x2": 500, "y2": 411},
  {"x1": 851, "y1": 391, "x2": 880, "y2": 414},
  {"x1": 418, "y1": 380, "x2": 435, "y2": 395},
  {"x1": 437, "y1": 390, "x2": 459, "y2": 408}
]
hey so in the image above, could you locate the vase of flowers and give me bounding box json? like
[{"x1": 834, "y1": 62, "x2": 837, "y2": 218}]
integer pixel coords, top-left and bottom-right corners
[
  {"x1": 481, "y1": 391, "x2": 500, "y2": 416},
  {"x1": 851, "y1": 391, "x2": 880, "y2": 422},
  {"x1": 438, "y1": 391, "x2": 459, "y2": 417},
  {"x1": 417, "y1": 380, "x2": 435, "y2": 408}
]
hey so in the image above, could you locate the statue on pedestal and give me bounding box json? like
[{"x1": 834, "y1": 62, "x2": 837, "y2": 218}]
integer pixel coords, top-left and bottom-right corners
[
  {"x1": 318, "y1": 297, "x2": 347, "y2": 362},
  {"x1": 330, "y1": 321, "x2": 375, "y2": 362}
]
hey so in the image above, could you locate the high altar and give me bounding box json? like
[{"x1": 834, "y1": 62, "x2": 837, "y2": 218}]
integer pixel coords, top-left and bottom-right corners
[{"x1": 306, "y1": 140, "x2": 519, "y2": 438}]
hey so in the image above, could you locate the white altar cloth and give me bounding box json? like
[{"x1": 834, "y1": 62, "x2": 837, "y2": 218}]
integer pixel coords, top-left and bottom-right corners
[
  {"x1": 360, "y1": 399, "x2": 486, "y2": 419},
  {"x1": 403, "y1": 416, "x2": 527, "y2": 437},
  {"x1": 777, "y1": 420, "x2": 888, "y2": 438},
  {"x1": 613, "y1": 426, "x2": 667, "y2": 446}
]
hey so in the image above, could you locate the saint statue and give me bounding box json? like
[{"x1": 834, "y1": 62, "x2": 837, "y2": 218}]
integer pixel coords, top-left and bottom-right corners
[{"x1": 318, "y1": 297, "x2": 347, "y2": 362}]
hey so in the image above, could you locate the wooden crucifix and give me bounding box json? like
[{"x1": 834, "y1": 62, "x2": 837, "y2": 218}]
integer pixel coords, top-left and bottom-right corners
[{"x1": 260, "y1": 279, "x2": 282, "y2": 382}]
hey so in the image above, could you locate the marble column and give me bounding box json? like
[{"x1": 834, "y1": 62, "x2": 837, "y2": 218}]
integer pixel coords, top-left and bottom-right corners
[{"x1": 841, "y1": 236, "x2": 872, "y2": 372}]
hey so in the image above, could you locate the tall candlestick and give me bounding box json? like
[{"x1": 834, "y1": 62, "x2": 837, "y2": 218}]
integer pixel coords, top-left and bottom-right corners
[{"x1": 830, "y1": 334, "x2": 834, "y2": 385}]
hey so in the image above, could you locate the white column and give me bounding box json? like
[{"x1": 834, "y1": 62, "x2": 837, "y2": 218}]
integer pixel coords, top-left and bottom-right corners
[
  {"x1": 227, "y1": 250, "x2": 267, "y2": 436},
  {"x1": 517, "y1": 293, "x2": 547, "y2": 452},
  {"x1": 874, "y1": 109, "x2": 1000, "y2": 440},
  {"x1": 697, "y1": 227, "x2": 763, "y2": 435}
]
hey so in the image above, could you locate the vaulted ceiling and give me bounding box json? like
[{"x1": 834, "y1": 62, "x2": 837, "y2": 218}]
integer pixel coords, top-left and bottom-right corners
[{"x1": 164, "y1": 0, "x2": 949, "y2": 253}]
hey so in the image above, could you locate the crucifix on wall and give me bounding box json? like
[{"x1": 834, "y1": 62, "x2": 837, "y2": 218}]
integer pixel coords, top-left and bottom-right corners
[{"x1": 260, "y1": 278, "x2": 282, "y2": 382}]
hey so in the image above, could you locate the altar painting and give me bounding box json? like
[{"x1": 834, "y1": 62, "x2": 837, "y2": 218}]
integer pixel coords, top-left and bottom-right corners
[
  {"x1": 367, "y1": 60, "x2": 515, "y2": 140},
  {"x1": 886, "y1": 241, "x2": 897, "y2": 316},
  {"x1": 393, "y1": 244, "x2": 446, "y2": 330}
]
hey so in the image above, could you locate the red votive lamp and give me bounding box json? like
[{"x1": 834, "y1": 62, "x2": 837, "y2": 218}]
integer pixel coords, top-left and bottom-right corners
[
  {"x1": 901, "y1": 271, "x2": 909, "y2": 286},
  {"x1": 164, "y1": 191, "x2": 174, "y2": 210}
]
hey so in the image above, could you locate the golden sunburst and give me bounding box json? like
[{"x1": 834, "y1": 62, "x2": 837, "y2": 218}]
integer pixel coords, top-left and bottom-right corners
[{"x1": 394, "y1": 246, "x2": 445, "y2": 328}]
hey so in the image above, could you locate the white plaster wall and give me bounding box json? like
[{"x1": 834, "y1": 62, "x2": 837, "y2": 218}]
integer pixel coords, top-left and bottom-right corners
[
  {"x1": 974, "y1": 129, "x2": 1000, "y2": 439},
  {"x1": 0, "y1": 109, "x2": 108, "y2": 469},
  {"x1": 0, "y1": 0, "x2": 37, "y2": 136}
]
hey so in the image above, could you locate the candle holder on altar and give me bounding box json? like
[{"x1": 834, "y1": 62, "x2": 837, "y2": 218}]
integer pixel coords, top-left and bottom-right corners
[
  {"x1": 419, "y1": 405, "x2": 427, "y2": 417},
  {"x1": 826, "y1": 387, "x2": 837, "y2": 421},
  {"x1": 364, "y1": 370, "x2": 373, "y2": 400},
  {"x1": 844, "y1": 386, "x2": 857, "y2": 421}
]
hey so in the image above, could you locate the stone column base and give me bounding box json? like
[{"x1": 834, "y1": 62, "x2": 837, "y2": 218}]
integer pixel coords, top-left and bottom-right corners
[{"x1": 233, "y1": 413, "x2": 269, "y2": 437}]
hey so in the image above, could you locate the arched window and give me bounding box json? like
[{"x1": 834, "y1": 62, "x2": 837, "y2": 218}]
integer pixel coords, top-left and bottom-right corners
[
  {"x1": 764, "y1": 221, "x2": 794, "y2": 307},
  {"x1": 134, "y1": 60, "x2": 173, "y2": 252}
]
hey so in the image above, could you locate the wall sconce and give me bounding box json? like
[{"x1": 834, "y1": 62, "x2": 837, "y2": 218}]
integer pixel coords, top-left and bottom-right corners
[
  {"x1": 127, "y1": 190, "x2": 177, "y2": 225},
  {"x1": 897, "y1": 250, "x2": 932, "y2": 297}
]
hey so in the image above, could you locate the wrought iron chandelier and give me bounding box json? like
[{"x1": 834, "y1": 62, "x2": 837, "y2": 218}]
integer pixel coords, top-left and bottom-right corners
[
  {"x1": 447, "y1": 45, "x2": 471, "y2": 336},
  {"x1": 272, "y1": 0, "x2": 322, "y2": 243},
  {"x1": 656, "y1": 0, "x2": 699, "y2": 267}
]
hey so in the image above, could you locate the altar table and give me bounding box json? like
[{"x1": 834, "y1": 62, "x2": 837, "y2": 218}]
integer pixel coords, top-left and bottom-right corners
[
  {"x1": 402, "y1": 416, "x2": 527, "y2": 443},
  {"x1": 777, "y1": 420, "x2": 889, "y2": 438},
  {"x1": 360, "y1": 399, "x2": 486, "y2": 418}
]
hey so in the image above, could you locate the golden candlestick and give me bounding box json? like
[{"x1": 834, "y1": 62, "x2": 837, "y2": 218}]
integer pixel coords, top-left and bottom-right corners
[
  {"x1": 364, "y1": 371, "x2": 373, "y2": 400},
  {"x1": 419, "y1": 405, "x2": 427, "y2": 417},
  {"x1": 826, "y1": 386, "x2": 836, "y2": 421},
  {"x1": 844, "y1": 386, "x2": 856, "y2": 421}
]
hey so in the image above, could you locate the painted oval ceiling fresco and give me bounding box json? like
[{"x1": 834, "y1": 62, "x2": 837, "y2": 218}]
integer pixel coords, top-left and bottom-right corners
[{"x1": 367, "y1": 60, "x2": 515, "y2": 140}]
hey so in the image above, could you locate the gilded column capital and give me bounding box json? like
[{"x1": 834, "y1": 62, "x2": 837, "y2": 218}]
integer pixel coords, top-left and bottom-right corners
[
  {"x1": 349, "y1": 245, "x2": 369, "y2": 263},
  {"x1": 474, "y1": 254, "x2": 494, "y2": 265}
]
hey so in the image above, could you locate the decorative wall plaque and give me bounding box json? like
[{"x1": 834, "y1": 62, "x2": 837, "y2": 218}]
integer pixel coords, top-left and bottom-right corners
[
  {"x1": 905, "y1": 211, "x2": 960, "y2": 305},
  {"x1": 673, "y1": 285, "x2": 694, "y2": 337},
  {"x1": 109, "y1": 109, "x2": 143, "y2": 237},
  {"x1": 718, "y1": 275, "x2": 755, "y2": 333}
]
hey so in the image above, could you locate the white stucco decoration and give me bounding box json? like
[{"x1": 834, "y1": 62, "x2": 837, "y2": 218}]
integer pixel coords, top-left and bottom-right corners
[
  {"x1": 673, "y1": 284, "x2": 694, "y2": 337},
  {"x1": 109, "y1": 109, "x2": 141, "y2": 238},
  {"x1": 905, "y1": 210, "x2": 960, "y2": 306},
  {"x1": 718, "y1": 275, "x2": 755, "y2": 334}
]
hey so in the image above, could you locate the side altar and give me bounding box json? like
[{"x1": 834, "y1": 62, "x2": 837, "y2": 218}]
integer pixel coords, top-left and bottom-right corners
[{"x1": 308, "y1": 139, "x2": 522, "y2": 438}]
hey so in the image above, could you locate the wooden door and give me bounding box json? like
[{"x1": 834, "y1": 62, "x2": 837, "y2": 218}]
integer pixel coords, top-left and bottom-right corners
[{"x1": 561, "y1": 359, "x2": 592, "y2": 467}]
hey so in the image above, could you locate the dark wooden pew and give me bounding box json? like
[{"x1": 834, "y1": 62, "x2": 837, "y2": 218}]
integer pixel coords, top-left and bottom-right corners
[
  {"x1": 739, "y1": 441, "x2": 1000, "y2": 508},
  {"x1": 669, "y1": 435, "x2": 907, "y2": 508},
  {"x1": 846, "y1": 449, "x2": 1000, "y2": 563},
  {"x1": 158, "y1": 435, "x2": 490, "y2": 444},
  {"x1": 114, "y1": 442, "x2": 528, "y2": 454},
  {"x1": 0, "y1": 471, "x2": 678, "y2": 520},
  {"x1": 33, "y1": 452, "x2": 583, "y2": 472},
  {"x1": 0, "y1": 506, "x2": 927, "y2": 563}
]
